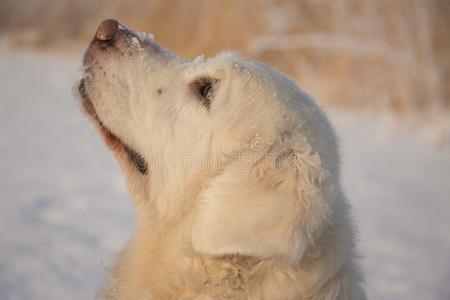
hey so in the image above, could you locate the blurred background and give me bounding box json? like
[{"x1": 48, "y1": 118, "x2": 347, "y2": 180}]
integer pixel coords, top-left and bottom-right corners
[
  {"x1": 0, "y1": 1, "x2": 449, "y2": 300},
  {"x1": 2, "y1": 0, "x2": 450, "y2": 111}
]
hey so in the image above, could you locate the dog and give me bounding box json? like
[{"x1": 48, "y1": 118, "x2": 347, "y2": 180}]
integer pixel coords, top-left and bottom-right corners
[{"x1": 77, "y1": 19, "x2": 366, "y2": 300}]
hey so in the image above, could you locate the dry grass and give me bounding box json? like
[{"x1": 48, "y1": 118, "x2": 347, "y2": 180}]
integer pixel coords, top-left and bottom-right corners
[{"x1": 1, "y1": 0, "x2": 449, "y2": 112}]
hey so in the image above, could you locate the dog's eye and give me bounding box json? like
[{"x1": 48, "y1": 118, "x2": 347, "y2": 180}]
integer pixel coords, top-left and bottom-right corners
[
  {"x1": 200, "y1": 82, "x2": 213, "y2": 99},
  {"x1": 190, "y1": 77, "x2": 218, "y2": 109}
]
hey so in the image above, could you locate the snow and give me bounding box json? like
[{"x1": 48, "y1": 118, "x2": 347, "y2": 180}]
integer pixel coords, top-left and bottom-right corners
[
  {"x1": 330, "y1": 111, "x2": 450, "y2": 299},
  {"x1": 0, "y1": 53, "x2": 135, "y2": 300},
  {"x1": 0, "y1": 52, "x2": 449, "y2": 300}
]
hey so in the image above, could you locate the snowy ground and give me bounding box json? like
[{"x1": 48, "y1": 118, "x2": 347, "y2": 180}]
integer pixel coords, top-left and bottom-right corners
[{"x1": 0, "y1": 52, "x2": 449, "y2": 300}]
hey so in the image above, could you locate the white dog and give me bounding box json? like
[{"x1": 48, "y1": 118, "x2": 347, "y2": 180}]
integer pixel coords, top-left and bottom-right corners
[{"x1": 78, "y1": 19, "x2": 366, "y2": 300}]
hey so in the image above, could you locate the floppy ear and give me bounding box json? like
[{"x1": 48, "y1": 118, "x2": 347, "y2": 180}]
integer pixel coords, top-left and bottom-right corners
[{"x1": 191, "y1": 136, "x2": 334, "y2": 264}]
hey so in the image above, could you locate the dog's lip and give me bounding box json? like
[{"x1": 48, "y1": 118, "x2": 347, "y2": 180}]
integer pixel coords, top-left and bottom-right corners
[
  {"x1": 78, "y1": 78, "x2": 148, "y2": 175},
  {"x1": 78, "y1": 78, "x2": 96, "y2": 118},
  {"x1": 78, "y1": 78, "x2": 113, "y2": 140}
]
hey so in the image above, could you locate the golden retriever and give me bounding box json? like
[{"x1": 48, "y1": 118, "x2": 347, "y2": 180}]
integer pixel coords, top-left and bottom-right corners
[{"x1": 77, "y1": 19, "x2": 366, "y2": 300}]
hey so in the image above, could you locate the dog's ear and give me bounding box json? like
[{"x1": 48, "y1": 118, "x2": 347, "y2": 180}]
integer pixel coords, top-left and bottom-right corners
[{"x1": 191, "y1": 136, "x2": 335, "y2": 264}]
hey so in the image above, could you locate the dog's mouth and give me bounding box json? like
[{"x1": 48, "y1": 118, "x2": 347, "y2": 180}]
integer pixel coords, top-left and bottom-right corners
[{"x1": 78, "y1": 79, "x2": 148, "y2": 175}]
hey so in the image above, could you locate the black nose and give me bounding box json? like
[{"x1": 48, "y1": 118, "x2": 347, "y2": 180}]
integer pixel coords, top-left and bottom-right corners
[{"x1": 95, "y1": 19, "x2": 120, "y2": 41}]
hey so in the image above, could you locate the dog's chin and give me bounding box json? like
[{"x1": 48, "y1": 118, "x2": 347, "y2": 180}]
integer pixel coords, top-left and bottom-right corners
[{"x1": 78, "y1": 78, "x2": 148, "y2": 175}]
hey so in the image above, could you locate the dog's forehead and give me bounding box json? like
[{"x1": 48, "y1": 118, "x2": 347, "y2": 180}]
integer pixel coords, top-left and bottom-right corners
[
  {"x1": 182, "y1": 53, "x2": 238, "y2": 76},
  {"x1": 185, "y1": 52, "x2": 255, "y2": 72}
]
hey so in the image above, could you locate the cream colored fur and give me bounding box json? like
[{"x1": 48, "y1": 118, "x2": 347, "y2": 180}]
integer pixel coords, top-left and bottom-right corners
[{"x1": 81, "y1": 38, "x2": 366, "y2": 299}]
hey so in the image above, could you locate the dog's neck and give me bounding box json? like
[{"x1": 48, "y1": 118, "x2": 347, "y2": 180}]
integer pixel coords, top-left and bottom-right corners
[{"x1": 121, "y1": 160, "x2": 212, "y2": 225}]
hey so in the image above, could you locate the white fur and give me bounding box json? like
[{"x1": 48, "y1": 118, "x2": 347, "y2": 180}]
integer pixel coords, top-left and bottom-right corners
[{"x1": 82, "y1": 43, "x2": 365, "y2": 299}]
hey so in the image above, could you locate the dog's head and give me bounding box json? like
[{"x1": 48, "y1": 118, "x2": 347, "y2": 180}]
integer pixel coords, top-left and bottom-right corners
[{"x1": 78, "y1": 20, "x2": 340, "y2": 264}]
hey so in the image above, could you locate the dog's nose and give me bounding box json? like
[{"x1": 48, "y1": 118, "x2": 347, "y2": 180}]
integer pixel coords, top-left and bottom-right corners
[{"x1": 95, "y1": 19, "x2": 120, "y2": 41}]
